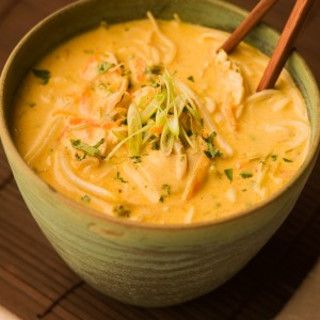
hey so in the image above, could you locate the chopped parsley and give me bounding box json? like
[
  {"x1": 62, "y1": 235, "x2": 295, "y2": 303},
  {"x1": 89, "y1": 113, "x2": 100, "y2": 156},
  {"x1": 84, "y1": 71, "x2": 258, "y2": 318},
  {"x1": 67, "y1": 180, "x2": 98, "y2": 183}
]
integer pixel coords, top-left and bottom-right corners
[
  {"x1": 81, "y1": 194, "x2": 91, "y2": 203},
  {"x1": 240, "y1": 172, "x2": 253, "y2": 179},
  {"x1": 130, "y1": 156, "x2": 142, "y2": 164},
  {"x1": 151, "y1": 140, "x2": 160, "y2": 150},
  {"x1": 283, "y1": 158, "x2": 293, "y2": 163},
  {"x1": 97, "y1": 62, "x2": 115, "y2": 74},
  {"x1": 203, "y1": 132, "x2": 222, "y2": 160},
  {"x1": 32, "y1": 69, "x2": 51, "y2": 85},
  {"x1": 159, "y1": 184, "x2": 171, "y2": 203},
  {"x1": 146, "y1": 65, "x2": 163, "y2": 75},
  {"x1": 271, "y1": 154, "x2": 278, "y2": 161},
  {"x1": 75, "y1": 152, "x2": 86, "y2": 161},
  {"x1": 113, "y1": 205, "x2": 131, "y2": 218},
  {"x1": 187, "y1": 75, "x2": 195, "y2": 82},
  {"x1": 115, "y1": 171, "x2": 128, "y2": 183},
  {"x1": 151, "y1": 81, "x2": 161, "y2": 88},
  {"x1": 224, "y1": 168, "x2": 233, "y2": 182},
  {"x1": 70, "y1": 138, "x2": 105, "y2": 159}
]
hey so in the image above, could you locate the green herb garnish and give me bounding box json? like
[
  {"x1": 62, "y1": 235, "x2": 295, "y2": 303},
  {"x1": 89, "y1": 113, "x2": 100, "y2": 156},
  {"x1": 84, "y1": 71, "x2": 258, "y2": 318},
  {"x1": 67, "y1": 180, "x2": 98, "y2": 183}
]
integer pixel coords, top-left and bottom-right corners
[
  {"x1": 187, "y1": 75, "x2": 195, "y2": 82},
  {"x1": 97, "y1": 62, "x2": 115, "y2": 74},
  {"x1": 240, "y1": 172, "x2": 253, "y2": 179},
  {"x1": 224, "y1": 168, "x2": 233, "y2": 182},
  {"x1": 32, "y1": 69, "x2": 51, "y2": 85},
  {"x1": 146, "y1": 65, "x2": 163, "y2": 75},
  {"x1": 159, "y1": 184, "x2": 171, "y2": 203},
  {"x1": 106, "y1": 69, "x2": 204, "y2": 160},
  {"x1": 203, "y1": 132, "x2": 222, "y2": 160},
  {"x1": 115, "y1": 171, "x2": 128, "y2": 183},
  {"x1": 283, "y1": 158, "x2": 293, "y2": 163},
  {"x1": 71, "y1": 138, "x2": 105, "y2": 159},
  {"x1": 113, "y1": 205, "x2": 131, "y2": 218},
  {"x1": 271, "y1": 154, "x2": 278, "y2": 161},
  {"x1": 75, "y1": 152, "x2": 86, "y2": 161},
  {"x1": 151, "y1": 140, "x2": 160, "y2": 150},
  {"x1": 130, "y1": 156, "x2": 142, "y2": 164},
  {"x1": 81, "y1": 195, "x2": 91, "y2": 203}
]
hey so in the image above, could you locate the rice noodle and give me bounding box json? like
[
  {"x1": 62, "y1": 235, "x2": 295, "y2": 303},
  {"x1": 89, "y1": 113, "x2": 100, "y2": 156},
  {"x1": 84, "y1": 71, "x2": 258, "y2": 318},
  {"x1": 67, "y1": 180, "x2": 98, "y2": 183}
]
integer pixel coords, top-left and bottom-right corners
[
  {"x1": 281, "y1": 120, "x2": 310, "y2": 150},
  {"x1": 174, "y1": 142, "x2": 188, "y2": 179},
  {"x1": 264, "y1": 120, "x2": 309, "y2": 151},
  {"x1": 58, "y1": 150, "x2": 116, "y2": 201},
  {"x1": 184, "y1": 206, "x2": 194, "y2": 224},
  {"x1": 204, "y1": 97, "x2": 216, "y2": 113},
  {"x1": 147, "y1": 12, "x2": 177, "y2": 64},
  {"x1": 25, "y1": 115, "x2": 63, "y2": 163},
  {"x1": 198, "y1": 32, "x2": 226, "y2": 45},
  {"x1": 246, "y1": 89, "x2": 280, "y2": 105},
  {"x1": 272, "y1": 98, "x2": 290, "y2": 112},
  {"x1": 53, "y1": 152, "x2": 114, "y2": 214},
  {"x1": 254, "y1": 161, "x2": 268, "y2": 198}
]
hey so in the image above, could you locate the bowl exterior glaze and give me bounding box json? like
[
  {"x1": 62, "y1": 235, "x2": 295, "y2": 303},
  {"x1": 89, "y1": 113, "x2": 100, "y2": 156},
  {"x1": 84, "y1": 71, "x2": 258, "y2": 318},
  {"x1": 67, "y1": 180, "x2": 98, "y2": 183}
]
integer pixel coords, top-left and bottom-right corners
[{"x1": 0, "y1": 0, "x2": 319, "y2": 307}]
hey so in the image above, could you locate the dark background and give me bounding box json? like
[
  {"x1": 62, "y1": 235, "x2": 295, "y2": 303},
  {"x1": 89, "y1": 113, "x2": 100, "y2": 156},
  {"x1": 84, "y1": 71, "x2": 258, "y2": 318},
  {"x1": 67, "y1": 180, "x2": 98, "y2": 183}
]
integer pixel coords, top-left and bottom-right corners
[{"x1": 0, "y1": 1, "x2": 319, "y2": 319}]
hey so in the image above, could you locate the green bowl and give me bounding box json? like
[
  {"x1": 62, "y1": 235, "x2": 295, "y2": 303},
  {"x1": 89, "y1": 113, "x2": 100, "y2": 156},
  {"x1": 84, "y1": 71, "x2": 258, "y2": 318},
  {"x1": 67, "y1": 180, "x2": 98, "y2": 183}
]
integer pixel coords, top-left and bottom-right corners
[{"x1": 0, "y1": 0, "x2": 319, "y2": 307}]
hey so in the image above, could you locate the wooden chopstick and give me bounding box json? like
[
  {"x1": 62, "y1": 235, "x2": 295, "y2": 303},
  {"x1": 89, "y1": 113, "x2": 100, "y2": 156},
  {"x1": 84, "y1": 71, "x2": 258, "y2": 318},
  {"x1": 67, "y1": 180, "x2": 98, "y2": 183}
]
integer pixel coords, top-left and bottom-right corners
[
  {"x1": 221, "y1": 0, "x2": 279, "y2": 54},
  {"x1": 220, "y1": 0, "x2": 315, "y2": 92},
  {"x1": 257, "y1": 0, "x2": 315, "y2": 91}
]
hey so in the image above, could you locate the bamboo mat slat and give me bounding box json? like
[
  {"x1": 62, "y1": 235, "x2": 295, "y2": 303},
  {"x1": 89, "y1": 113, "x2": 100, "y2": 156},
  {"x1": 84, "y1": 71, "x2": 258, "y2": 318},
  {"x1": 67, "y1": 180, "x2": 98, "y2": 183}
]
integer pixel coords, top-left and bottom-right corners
[{"x1": 0, "y1": 1, "x2": 319, "y2": 319}]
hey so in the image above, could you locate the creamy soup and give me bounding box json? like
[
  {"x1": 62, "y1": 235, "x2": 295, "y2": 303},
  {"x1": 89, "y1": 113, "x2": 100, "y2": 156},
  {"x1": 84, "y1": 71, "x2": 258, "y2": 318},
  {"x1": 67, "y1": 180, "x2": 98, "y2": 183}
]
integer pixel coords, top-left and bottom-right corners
[{"x1": 13, "y1": 14, "x2": 310, "y2": 224}]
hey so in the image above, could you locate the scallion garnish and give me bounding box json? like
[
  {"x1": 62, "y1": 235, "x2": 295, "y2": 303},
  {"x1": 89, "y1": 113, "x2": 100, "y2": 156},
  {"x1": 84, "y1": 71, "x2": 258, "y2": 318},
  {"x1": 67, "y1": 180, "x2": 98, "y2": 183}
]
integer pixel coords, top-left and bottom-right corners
[
  {"x1": 81, "y1": 195, "x2": 91, "y2": 203},
  {"x1": 203, "y1": 132, "x2": 222, "y2": 160},
  {"x1": 224, "y1": 168, "x2": 233, "y2": 182},
  {"x1": 97, "y1": 62, "x2": 115, "y2": 74},
  {"x1": 70, "y1": 138, "x2": 105, "y2": 159},
  {"x1": 115, "y1": 171, "x2": 128, "y2": 183},
  {"x1": 127, "y1": 103, "x2": 143, "y2": 157},
  {"x1": 240, "y1": 172, "x2": 253, "y2": 179},
  {"x1": 113, "y1": 205, "x2": 131, "y2": 218},
  {"x1": 32, "y1": 69, "x2": 51, "y2": 85}
]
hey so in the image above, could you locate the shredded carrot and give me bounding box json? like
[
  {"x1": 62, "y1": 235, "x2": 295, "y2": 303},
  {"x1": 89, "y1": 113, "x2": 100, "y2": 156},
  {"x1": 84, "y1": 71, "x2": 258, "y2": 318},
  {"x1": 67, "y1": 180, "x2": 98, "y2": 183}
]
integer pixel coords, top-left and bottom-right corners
[
  {"x1": 150, "y1": 126, "x2": 163, "y2": 135},
  {"x1": 103, "y1": 120, "x2": 121, "y2": 129}
]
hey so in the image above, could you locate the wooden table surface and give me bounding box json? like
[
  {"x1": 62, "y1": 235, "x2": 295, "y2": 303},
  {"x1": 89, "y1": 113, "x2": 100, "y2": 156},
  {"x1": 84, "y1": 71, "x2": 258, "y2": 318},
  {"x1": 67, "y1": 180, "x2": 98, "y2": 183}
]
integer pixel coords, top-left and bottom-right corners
[{"x1": 0, "y1": 1, "x2": 319, "y2": 319}]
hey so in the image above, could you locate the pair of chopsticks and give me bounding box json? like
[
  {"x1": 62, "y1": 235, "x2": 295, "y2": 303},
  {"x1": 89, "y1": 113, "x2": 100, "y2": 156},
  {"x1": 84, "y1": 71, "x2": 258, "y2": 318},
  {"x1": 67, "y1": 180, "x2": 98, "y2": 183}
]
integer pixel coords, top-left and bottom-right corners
[{"x1": 220, "y1": 0, "x2": 315, "y2": 92}]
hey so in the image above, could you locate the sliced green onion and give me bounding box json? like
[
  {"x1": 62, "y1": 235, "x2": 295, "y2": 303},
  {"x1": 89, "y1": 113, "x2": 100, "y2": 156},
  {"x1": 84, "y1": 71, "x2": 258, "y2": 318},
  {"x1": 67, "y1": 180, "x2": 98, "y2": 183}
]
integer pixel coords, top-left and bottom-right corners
[
  {"x1": 167, "y1": 116, "x2": 180, "y2": 136},
  {"x1": 155, "y1": 109, "x2": 167, "y2": 127},
  {"x1": 70, "y1": 138, "x2": 105, "y2": 158},
  {"x1": 160, "y1": 124, "x2": 175, "y2": 156},
  {"x1": 180, "y1": 126, "x2": 195, "y2": 149},
  {"x1": 140, "y1": 92, "x2": 166, "y2": 123},
  {"x1": 224, "y1": 168, "x2": 233, "y2": 182},
  {"x1": 106, "y1": 125, "x2": 151, "y2": 161},
  {"x1": 97, "y1": 62, "x2": 115, "y2": 74},
  {"x1": 127, "y1": 103, "x2": 143, "y2": 157}
]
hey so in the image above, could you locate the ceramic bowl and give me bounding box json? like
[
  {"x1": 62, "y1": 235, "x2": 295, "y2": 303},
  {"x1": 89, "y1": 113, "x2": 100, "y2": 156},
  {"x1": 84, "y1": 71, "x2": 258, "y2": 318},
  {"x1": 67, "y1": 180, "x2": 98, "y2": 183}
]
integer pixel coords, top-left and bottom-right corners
[{"x1": 0, "y1": 0, "x2": 319, "y2": 307}]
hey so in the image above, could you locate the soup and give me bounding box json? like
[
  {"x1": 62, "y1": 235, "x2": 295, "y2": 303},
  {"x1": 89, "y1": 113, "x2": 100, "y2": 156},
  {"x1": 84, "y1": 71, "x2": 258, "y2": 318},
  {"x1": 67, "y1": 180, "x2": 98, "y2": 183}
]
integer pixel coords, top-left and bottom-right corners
[{"x1": 13, "y1": 14, "x2": 310, "y2": 224}]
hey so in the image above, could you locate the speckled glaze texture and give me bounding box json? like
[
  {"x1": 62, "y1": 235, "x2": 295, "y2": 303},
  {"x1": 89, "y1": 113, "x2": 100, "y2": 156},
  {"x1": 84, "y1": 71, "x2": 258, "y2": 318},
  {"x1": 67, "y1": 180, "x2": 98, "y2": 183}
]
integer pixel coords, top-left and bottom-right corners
[{"x1": 1, "y1": 0, "x2": 319, "y2": 307}]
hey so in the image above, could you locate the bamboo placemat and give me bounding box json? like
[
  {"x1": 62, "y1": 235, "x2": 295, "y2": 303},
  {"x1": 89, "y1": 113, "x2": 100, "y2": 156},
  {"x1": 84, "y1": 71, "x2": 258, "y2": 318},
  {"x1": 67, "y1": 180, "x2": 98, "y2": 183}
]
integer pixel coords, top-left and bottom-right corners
[{"x1": 0, "y1": 1, "x2": 319, "y2": 319}]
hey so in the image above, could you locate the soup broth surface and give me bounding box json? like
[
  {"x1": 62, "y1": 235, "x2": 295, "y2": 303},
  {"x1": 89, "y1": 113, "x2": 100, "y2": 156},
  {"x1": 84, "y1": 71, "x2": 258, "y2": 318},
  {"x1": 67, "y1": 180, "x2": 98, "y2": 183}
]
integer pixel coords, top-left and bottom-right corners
[{"x1": 13, "y1": 14, "x2": 310, "y2": 224}]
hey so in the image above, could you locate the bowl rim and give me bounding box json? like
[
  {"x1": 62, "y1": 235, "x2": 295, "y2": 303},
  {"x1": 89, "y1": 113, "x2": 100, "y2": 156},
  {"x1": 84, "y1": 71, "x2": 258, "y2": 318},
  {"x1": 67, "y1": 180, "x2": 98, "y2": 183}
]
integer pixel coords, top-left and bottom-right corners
[{"x1": 0, "y1": 0, "x2": 319, "y2": 231}]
